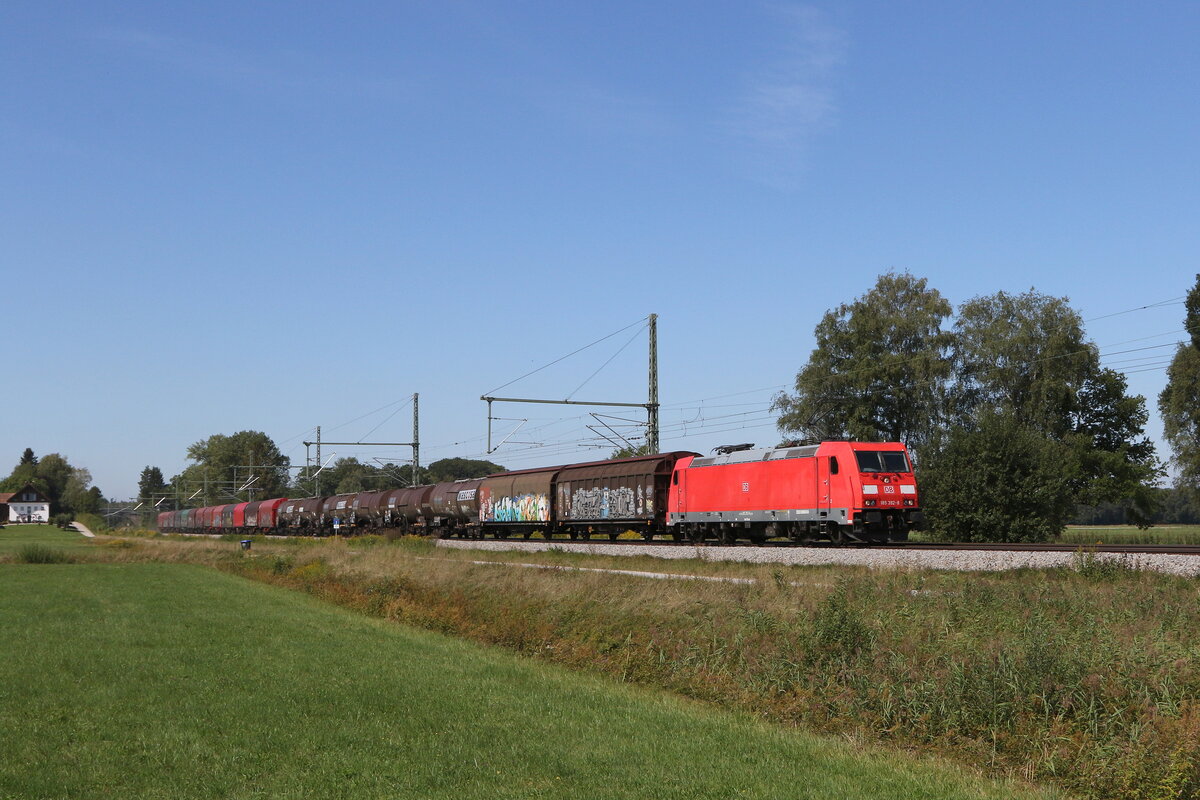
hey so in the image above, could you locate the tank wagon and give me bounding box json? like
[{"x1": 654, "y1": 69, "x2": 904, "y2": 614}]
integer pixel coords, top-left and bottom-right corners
[{"x1": 157, "y1": 442, "x2": 922, "y2": 544}]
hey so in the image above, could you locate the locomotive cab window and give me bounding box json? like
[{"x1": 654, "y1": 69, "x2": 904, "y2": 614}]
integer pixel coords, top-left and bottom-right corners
[
  {"x1": 828, "y1": 456, "x2": 839, "y2": 475},
  {"x1": 855, "y1": 451, "x2": 911, "y2": 473}
]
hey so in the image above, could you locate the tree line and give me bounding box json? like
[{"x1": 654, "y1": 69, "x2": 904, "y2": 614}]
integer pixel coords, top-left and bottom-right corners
[
  {"x1": 135, "y1": 430, "x2": 506, "y2": 510},
  {"x1": 0, "y1": 448, "x2": 105, "y2": 518},
  {"x1": 773, "y1": 272, "x2": 1200, "y2": 541}
]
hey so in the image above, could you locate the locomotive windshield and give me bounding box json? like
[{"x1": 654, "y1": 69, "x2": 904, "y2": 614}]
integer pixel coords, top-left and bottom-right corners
[{"x1": 855, "y1": 450, "x2": 911, "y2": 473}]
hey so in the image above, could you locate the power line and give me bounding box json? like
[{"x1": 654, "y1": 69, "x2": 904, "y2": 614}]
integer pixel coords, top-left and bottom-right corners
[
  {"x1": 565, "y1": 322, "x2": 648, "y2": 401},
  {"x1": 484, "y1": 317, "x2": 647, "y2": 396}
]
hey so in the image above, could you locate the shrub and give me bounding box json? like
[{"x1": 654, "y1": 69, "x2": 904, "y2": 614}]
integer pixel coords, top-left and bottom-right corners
[{"x1": 919, "y1": 411, "x2": 1078, "y2": 542}]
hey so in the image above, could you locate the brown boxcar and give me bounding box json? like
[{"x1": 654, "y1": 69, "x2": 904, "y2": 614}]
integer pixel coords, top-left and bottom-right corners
[{"x1": 555, "y1": 452, "x2": 695, "y2": 540}]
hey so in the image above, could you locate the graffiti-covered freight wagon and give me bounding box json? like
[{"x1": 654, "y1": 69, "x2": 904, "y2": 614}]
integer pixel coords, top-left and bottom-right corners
[
  {"x1": 477, "y1": 465, "x2": 558, "y2": 537},
  {"x1": 555, "y1": 452, "x2": 694, "y2": 539}
]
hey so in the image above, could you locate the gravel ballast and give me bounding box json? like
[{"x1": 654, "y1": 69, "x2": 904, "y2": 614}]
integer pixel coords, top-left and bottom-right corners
[{"x1": 437, "y1": 539, "x2": 1200, "y2": 577}]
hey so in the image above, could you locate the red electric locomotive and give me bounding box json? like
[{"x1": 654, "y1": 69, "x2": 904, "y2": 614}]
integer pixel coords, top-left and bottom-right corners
[{"x1": 667, "y1": 441, "x2": 921, "y2": 544}]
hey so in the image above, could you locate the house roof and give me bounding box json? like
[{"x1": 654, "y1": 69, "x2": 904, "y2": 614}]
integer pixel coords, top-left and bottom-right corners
[{"x1": 1, "y1": 484, "x2": 49, "y2": 503}]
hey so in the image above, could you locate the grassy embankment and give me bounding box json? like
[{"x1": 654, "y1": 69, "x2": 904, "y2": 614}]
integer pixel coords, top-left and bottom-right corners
[
  {"x1": 0, "y1": 553, "x2": 1053, "y2": 800},
  {"x1": 80, "y1": 534, "x2": 1200, "y2": 799}
]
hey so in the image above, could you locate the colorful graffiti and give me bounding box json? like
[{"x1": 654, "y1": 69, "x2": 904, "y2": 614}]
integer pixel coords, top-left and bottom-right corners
[
  {"x1": 480, "y1": 491, "x2": 549, "y2": 523},
  {"x1": 565, "y1": 484, "x2": 652, "y2": 520}
]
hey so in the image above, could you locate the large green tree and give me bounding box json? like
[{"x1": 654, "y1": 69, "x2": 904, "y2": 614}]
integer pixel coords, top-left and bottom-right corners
[
  {"x1": 173, "y1": 431, "x2": 290, "y2": 504},
  {"x1": 950, "y1": 290, "x2": 1159, "y2": 525},
  {"x1": 297, "y1": 457, "x2": 392, "y2": 496},
  {"x1": 423, "y1": 458, "x2": 505, "y2": 482},
  {"x1": 774, "y1": 272, "x2": 954, "y2": 449},
  {"x1": 1159, "y1": 275, "x2": 1200, "y2": 499},
  {"x1": 951, "y1": 290, "x2": 1095, "y2": 433},
  {"x1": 61, "y1": 467, "x2": 103, "y2": 515}
]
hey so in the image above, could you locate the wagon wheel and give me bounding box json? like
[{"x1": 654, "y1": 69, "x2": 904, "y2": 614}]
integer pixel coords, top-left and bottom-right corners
[
  {"x1": 642, "y1": 529, "x2": 655, "y2": 542},
  {"x1": 719, "y1": 525, "x2": 737, "y2": 546}
]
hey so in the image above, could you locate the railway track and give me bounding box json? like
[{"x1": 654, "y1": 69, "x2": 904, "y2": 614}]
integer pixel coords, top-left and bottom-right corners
[
  {"x1": 888, "y1": 541, "x2": 1200, "y2": 556},
  {"x1": 437, "y1": 535, "x2": 1200, "y2": 557},
  {"x1": 169, "y1": 529, "x2": 1200, "y2": 557}
]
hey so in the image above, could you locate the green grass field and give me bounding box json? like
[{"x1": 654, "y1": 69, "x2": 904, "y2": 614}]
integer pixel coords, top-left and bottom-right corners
[
  {"x1": 0, "y1": 562, "x2": 1057, "y2": 800},
  {"x1": 0, "y1": 523, "x2": 93, "y2": 556},
  {"x1": 1058, "y1": 524, "x2": 1200, "y2": 545}
]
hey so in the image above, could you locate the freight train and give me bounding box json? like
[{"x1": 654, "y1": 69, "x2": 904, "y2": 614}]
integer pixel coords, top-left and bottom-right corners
[{"x1": 157, "y1": 441, "x2": 923, "y2": 544}]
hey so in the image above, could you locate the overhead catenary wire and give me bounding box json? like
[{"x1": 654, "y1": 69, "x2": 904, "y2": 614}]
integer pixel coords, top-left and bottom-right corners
[
  {"x1": 484, "y1": 317, "x2": 648, "y2": 396},
  {"x1": 565, "y1": 322, "x2": 648, "y2": 401}
]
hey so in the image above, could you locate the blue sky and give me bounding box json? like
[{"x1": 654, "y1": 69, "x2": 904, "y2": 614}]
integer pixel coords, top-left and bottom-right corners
[{"x1": 3, "y1": 1, "x2": 1197, "y2": 500}]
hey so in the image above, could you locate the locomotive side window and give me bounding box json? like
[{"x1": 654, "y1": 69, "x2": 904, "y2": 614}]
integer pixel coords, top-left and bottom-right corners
[
  {"x1": 855, "y1": 451, "x2": 912, "y2": 473},
  {"x1": 828, "y1": 456, "x2": 839, "y2": 475}
]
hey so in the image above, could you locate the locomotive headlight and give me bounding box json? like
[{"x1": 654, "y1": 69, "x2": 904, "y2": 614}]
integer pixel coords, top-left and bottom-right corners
[
  {"x1": 864, "y1": 499, "x2": 877, "y2": 507},
  {"x1": 904, "y1": 499, "x2": 914, "y2": 506},
  {"x1": 862, "y1": 485, "x2": 878, "y2": 495}
]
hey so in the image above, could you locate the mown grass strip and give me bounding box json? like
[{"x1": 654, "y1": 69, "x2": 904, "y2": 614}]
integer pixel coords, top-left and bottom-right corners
[
  {"x1": 0, "y1": 563, "x2": 1055, "y2": 800},
  {"x1": 0, "y1": 523, "x2": 93, "y2": 557}
]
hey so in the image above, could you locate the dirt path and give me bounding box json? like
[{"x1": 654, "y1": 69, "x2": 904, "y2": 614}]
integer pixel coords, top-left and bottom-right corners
[{"x1": 70, "y1": 521, "x2": 96, "y2": 538}]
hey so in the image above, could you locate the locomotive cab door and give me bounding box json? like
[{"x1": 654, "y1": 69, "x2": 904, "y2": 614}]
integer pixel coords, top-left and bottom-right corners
[
  {"x1": 671, "y1": 468, "x2": 686, "y2": 516},
  {"x1": 816, "y1": 456, "x2": 837, "y2": 519}
]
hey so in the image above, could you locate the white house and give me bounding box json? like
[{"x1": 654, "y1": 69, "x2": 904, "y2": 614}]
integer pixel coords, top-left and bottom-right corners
[{"x1": 1, "y1": 485, "x2": 51, "y2": 523}]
